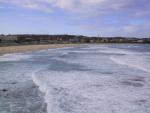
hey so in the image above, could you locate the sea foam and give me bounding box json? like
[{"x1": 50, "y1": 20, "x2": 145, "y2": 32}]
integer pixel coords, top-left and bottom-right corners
[{"x1": 0, "y1": 53, "x2": 31, "y2": 62}]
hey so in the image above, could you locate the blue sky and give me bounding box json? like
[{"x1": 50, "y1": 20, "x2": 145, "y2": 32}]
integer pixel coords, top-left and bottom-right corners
[{"x1": 0, "y1": 0, "x2": 150, "y2": 37}]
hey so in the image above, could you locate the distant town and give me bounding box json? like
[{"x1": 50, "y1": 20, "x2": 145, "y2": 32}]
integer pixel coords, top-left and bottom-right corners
[{"x1": 0, "y1": 34, "x2": 150, "y2": 46}]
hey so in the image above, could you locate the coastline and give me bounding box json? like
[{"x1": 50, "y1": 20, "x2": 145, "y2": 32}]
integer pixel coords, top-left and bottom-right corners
[
  {"x1": 1, "y1": 44, "x2": 150, "y2": 113},
  {"x1": 0, "y1": 44, "x2": 81, "y2": 113},
  {"x1": 0, "y1": 44, "x2": 81, "y2": 56}
]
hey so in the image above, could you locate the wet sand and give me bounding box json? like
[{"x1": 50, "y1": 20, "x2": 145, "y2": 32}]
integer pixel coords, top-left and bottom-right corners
[{"x1": 0, "y1": 44, "x2": 80, "y2": 55}]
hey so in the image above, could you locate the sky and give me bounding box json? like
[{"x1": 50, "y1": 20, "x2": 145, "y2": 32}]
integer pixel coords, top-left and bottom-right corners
[{"x1": 0, "y1": 0, "x2": 150, "y2": 37}]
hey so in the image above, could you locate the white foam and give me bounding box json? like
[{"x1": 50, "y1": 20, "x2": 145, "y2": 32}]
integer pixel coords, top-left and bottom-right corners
[
  {"x1": 52, "y1": 46, "x2": 130, "y2": 72},
  {"x1": 32, "y1": 70, "x2": 150, "y2": 113},
  {"x1": 32, "y1": 72, "x2": 53, "y2": 113},
  {"x1": 110, "y1": 54, "x2": 150, "y2": 73},
  {"x1": 0, "y1": 53, "x2": 31, "y2": 61},
  {"x1": 2, "y1": 44, "x2": 149, "y2": 113}
]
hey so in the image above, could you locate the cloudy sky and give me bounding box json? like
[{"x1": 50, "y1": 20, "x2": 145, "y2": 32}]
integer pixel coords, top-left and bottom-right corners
[{"x1": 0, "y1": 0, "x2": 150, "y2": 37}]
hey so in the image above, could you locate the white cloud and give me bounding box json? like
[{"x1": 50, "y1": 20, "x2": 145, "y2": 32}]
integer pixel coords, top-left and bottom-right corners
[
  {"x1": 0, "y1": 0, "x2": 53, "y2": 13},
  {"x1": 0, "y1": 0, "x2": 149, "y2": 19},
  {"x1": 0, "y1": 0, "x2": 135, "y2": 14},
  {"x1": 1, "y1": 0, "x2": 148, "y2": 19},
  {"x1": 0, "y1": 0, "x2": 150, "y2": 37}
]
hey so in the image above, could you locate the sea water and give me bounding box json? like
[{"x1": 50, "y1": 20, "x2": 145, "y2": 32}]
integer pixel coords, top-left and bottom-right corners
[{"x1": 0, "y1": 44, "x2": 150, "y2": 113}]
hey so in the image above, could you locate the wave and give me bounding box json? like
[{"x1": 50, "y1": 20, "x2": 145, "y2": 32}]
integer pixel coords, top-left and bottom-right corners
[
  {"x1": 31, "y1": 68, "x2": 150, "y2": 113},
  {"x1": 0, "y1": 53, "x2": 31, "y2": 62},
  {"x1": 32, "y1": 72, "x2": 52, "y2": 113},
  {"x1": 110, "y1": 54, "x2": 150, "y2": 73},
  {"x1": 29, "y1": 45, "x2": 150, "y2": 113},
  {"x1": 31, "y1": 71, "x2": 103, "y2": 113}
]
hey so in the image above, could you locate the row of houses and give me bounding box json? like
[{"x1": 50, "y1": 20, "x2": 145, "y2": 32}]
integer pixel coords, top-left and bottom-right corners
[{"x1": 0, "y1": 35, "x2": 150, "y2": 46}]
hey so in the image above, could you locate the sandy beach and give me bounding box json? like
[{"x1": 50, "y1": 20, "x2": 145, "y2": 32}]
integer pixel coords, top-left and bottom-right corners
[
  {"x1": 0, "y1": 44, "x2": 150, "y2": 113},
  {"x1": 0, "y1": 44, "x2": 80, "y2": 55},
  {"x1": 0, "y1": 44, "x2": 81, "y2": 113}
]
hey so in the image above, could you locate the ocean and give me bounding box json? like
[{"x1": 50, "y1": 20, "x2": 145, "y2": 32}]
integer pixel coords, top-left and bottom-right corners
[{"x1": 0, "y1": 44, "x2": 150, "y2": 113}]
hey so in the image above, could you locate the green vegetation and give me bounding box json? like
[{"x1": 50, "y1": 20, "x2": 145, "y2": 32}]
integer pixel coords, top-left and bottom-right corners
[{"x1": 0, "y1": 34, "x2": 150, "y2": 46}]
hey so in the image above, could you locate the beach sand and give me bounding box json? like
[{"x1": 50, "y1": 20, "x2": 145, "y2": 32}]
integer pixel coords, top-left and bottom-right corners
[
  {"x1": 0, "y1": 44, "x2": 80, "y2": 55},
  {"x1": 0, "y1": 44, "x2": 81, "y2": 113}
]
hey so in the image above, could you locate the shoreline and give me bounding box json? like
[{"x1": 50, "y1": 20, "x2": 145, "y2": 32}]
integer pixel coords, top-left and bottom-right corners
[
  {"x1": 0, "y1": 43, "x2": 148, "y2": 56},
  {"x1": 0, "y1": 44, "x2": 82, "y2": 56},
  {"x1": 0, "y1": 44, "x2": 81, "y2": 113}
]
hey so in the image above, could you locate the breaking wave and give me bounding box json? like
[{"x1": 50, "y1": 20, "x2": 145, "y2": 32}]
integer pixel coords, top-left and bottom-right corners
[
  {"x1": 0, "y1": 53, "x2": 31, "y2": 62},
  {"x1": 110, "y1": 54, "x2": 150, "y2": 73}
]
